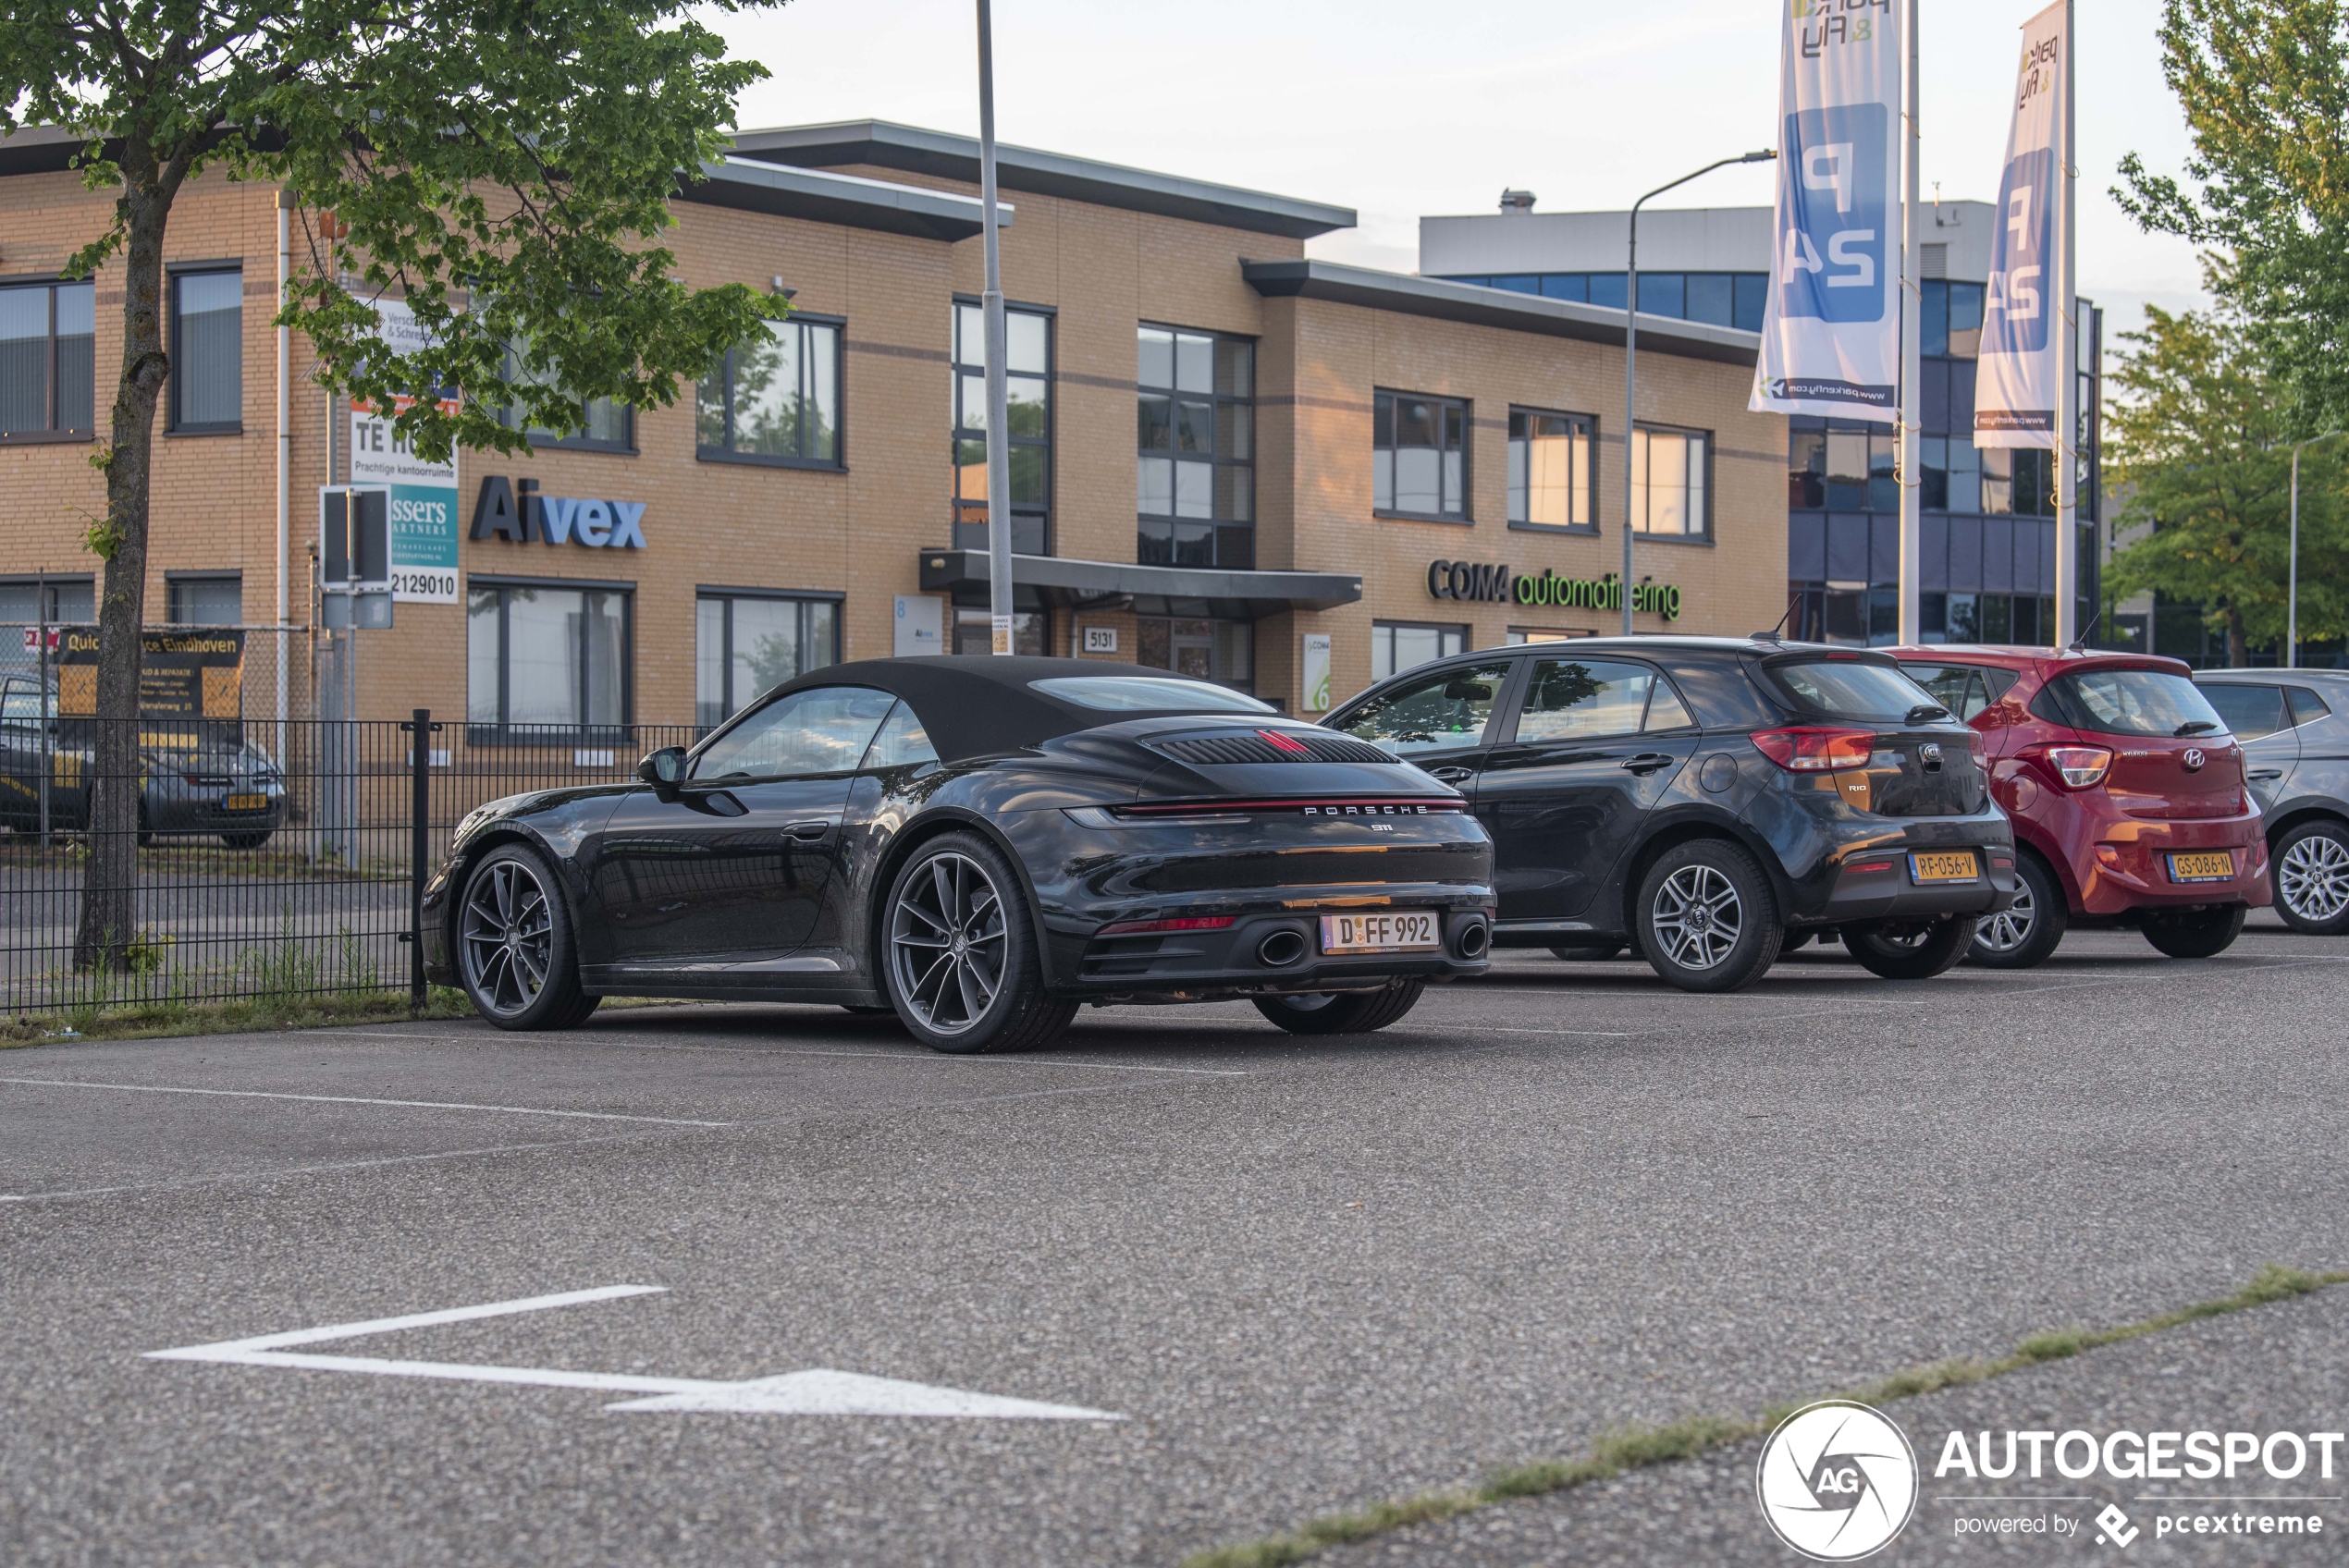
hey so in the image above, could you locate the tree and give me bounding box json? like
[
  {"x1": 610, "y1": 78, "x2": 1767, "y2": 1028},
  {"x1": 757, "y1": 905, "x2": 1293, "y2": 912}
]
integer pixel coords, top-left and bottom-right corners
[
  {"x1": 1, "y1": 0, "x2": 787, "y2": 970},
  {"x1": 2104, "y1": 300, "x2": 2348, "y2": 665},
  {"x1": 2116, "y1": 1, "x2": 2349, "y2": 429}
]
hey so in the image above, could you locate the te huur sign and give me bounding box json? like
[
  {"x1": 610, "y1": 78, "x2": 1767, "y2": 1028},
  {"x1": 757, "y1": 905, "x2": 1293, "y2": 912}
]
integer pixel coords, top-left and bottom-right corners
[{"x1": 1426, "y1": 559, "x2": 1681, "y2": 620}]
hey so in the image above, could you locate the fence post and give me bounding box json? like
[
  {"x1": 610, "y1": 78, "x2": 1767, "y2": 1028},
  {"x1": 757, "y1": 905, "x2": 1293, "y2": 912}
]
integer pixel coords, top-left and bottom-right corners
[{"x1": 405, "y1": 706, "x2": 437, "y2": 1009}]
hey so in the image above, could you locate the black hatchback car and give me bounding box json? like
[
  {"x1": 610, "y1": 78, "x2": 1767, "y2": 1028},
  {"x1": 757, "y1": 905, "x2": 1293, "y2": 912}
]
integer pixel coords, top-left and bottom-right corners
[{"x1": 1322, "y1": 636, "x2": 2018, "y2": 991}]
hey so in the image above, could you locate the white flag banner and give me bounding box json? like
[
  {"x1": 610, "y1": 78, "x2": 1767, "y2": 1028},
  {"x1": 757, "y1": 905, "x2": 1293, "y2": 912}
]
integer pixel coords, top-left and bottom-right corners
[
  {"x1": 1751, "y1": 0, "x2": 1903, "y2": 419},
  {"x1": 1974, "y1": 0, "x2": 2067, "y2": 447}
]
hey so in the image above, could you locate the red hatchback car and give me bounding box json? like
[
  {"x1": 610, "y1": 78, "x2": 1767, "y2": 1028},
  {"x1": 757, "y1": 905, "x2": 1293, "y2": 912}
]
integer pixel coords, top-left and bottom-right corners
[{"x1": 1887, "y1": 647, "x2": 2271, "y2": 965}]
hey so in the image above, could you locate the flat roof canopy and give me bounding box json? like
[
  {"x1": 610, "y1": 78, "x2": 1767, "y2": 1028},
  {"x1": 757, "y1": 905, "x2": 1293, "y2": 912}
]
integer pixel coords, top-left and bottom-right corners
[{"x1": 917, "y1": 549, "x2": 1362, "y2": 621}]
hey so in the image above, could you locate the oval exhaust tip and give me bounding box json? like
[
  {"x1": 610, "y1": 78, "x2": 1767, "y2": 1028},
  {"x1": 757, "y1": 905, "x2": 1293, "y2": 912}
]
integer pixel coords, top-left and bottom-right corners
[{"x1": 1258, "y1": 929, "x2": 1307, "y2": 967}]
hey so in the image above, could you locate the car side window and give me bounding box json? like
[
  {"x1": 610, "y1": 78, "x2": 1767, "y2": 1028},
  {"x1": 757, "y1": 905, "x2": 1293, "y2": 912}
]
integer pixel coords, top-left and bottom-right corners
[
  {"x1": 2285, "y1": 685, "x2": 2333, "y2": 727},
  {"x1": 1899, "y1": 663, "x2": 1993, "y2": 721},
  {"x1": 692, "y1": 686, "x2": 898, "y2": 780},
  {"x1": 2199, "y1": 683, "x2": 2286, "y2": 741},
  {"x1": 1643, "y1": 678, "x2": 1697, "y2": 731},
  {"x1": 1510, "y1": 659, "x2": 1655, "y2": 743},
  {"x1": 1334, "y1": 661, "x2": 1512, "y2": 756},
  {"x1": 860, "y1": 701, "x2": 941, "y2": 770}
]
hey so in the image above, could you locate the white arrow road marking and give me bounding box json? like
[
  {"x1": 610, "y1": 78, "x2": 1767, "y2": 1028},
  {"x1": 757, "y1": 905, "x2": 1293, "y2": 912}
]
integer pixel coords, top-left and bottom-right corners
[{"x1": 144, "y1": 1285, "x2": 1124, "y2": 1421}]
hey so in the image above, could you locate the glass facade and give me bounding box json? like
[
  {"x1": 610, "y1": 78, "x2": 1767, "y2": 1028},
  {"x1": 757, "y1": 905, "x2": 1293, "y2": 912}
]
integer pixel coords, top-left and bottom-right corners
[
  {"x1": 1786, "y1": 280, "x2": 2101, "y2": 646},
  {"x1": 952, "y1": 302, "x2": 1051, "y2": 556},
  {"x1": 1433, "y1": 272, "x2": 1768, "y2": 332},
  {"x1": 1137, "y1": 325, "x2": 1253, "y2": 568}
]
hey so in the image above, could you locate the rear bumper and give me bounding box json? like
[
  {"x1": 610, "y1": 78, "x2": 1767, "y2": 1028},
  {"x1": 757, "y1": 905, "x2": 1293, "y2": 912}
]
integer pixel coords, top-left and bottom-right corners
[
  {"x1": 1764, "y1": 801, "x2": 2019, "y2": 926},
  {"x1": 1806, "y1": 845, "x2": 2020, "y2": 926},
  {"x1": 2070, "y1": 819, "x2": 2270, "y2": 916},
  {"x1": 1046, "y1": 893, "x2": 1494, "y2": 1001}
]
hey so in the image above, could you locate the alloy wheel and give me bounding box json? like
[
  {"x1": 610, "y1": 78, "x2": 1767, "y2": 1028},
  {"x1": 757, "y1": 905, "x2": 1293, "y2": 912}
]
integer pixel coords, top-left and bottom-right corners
[
  {"x1": 461, "y1": 857, "x2": 554, "y2": 1016},
  {"x1": 2279, "y1": 832, "x2": 2349, "y2": 925},
  {"x1": 1652, "y1": 864, "x2": 1742, "y2": 970},
  {"x1": 1975, "y1": 881, "x2": 2035, "y2": 954},
  {"x1": 890, "y1": 851, "x2": 1007, "y2": 1036}
]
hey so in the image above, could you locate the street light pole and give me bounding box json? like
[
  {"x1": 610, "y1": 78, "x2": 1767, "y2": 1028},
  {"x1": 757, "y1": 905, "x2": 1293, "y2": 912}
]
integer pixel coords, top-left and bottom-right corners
[
  {"x1": 2289, "y1": 429, "x2": 2344, "y2": 669},
  {"x1": 1621, "y1": 150, "x2": 1775, "y2": 635},
  {"x1": 976, "y1": 0, "x2": 1015, "y2": 655}
]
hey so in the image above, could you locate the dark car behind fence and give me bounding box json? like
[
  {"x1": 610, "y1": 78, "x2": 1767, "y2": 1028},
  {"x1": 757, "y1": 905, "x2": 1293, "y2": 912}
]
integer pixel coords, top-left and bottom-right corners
[{"x1": 2, "y1": 705, "x2": 695, "y2": 1015}]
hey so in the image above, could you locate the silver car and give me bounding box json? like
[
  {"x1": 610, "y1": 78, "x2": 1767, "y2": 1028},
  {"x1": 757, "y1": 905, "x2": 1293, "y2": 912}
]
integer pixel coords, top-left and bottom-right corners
[{"x1": 2195, "y1": 669, "x2": 2349, "y2": 934}]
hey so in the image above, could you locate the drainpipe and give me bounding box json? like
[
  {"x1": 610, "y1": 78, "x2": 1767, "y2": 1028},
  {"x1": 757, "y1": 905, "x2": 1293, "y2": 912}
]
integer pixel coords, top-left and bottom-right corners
[{"x1": 276, "y1": 188, "x2": 293, "y2": 751}]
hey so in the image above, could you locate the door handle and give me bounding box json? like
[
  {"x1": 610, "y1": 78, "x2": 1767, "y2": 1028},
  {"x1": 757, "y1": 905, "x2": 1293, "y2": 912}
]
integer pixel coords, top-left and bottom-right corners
[
  {"x1": 1619, "y1": 753, "x2": 1676, "y2": 775},
  {"x1": 1427, "y1": 766, "x2": 1476, "y2": 784},
  {"x1": 784, "y1": 820, "x2": 832, "y2": 840},
  {"x1": 2248, "y1": 769, "x2": 2283, "y2": 780}
]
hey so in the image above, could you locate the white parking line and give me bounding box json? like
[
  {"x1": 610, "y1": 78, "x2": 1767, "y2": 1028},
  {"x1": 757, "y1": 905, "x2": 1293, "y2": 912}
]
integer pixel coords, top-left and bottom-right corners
[
  {"x1": 0, "y1": 1078, "x2": 732, "y2": 1127},
  {"x1": 147, "y1": 1286, "x2": 1124, "y2": 1420}
]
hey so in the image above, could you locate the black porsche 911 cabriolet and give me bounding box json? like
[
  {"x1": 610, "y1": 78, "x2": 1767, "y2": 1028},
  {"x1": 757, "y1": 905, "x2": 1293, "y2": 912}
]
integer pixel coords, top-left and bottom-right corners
[{"x1": 421, "y1": 658, "x2": 1496, "y2": 1052}]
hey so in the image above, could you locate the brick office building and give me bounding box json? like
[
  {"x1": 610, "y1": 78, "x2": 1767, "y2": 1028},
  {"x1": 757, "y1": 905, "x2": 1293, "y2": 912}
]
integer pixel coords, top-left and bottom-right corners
[{"x1": 0, "y1": 121, "x2": 1783, "y2": 736}]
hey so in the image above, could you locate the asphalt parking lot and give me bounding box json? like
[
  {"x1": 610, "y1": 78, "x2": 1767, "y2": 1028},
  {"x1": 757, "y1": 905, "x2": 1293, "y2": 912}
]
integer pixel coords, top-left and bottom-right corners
[{"x1": 4, "y1": 923, "x2": 2345, "y2": 1566}]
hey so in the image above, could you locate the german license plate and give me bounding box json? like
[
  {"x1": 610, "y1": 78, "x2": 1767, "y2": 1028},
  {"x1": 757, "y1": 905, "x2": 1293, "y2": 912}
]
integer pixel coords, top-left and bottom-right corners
[
  {"x1": 2170, "y1": 851, "x2": 2235, "y2": 883},
  {"x1": 1908, "y1": 851, "x2": 1979, "y2": 884},
  {"x1": 222, "y1": 793, "x2": 268, "y2": 812},
  {"x1": 1319, "y1": 911, "x2": 1440, "y2": 954}
]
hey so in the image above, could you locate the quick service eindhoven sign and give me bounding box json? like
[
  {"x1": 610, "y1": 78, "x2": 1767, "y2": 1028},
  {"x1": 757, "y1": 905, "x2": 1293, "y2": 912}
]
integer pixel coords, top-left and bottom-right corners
[
  {"x1": 1426, "y1": 558, "x2": 1681, "y2": 619},
  {"x1": 470, "y1": 476, "x2": 647, "y2": 549}
]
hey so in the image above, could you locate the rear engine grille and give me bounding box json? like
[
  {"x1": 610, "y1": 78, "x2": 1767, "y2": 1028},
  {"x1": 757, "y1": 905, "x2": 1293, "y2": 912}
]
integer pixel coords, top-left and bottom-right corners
[{"x1": 1149, "y1": 729, "x2": 1396, "y2": 766}]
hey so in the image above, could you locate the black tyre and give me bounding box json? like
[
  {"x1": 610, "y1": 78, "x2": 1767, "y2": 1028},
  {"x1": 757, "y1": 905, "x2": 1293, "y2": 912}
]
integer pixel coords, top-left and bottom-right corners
[
  {"x1": 1634, "y1": 839, "x2": 1782, "y2": 993},
  {"x1": 882, "y1": 832, "x2": 1074, "y2": 1054},
  {"x1": 456, "y1": 843, "x2": 599, "y2": 1031},
  {"x1": 1967, "y1": 851, "x2": 2067, "y2": 969},
  {"x1": 1843, "y1": 915, "x2": 1979, "y2": 980},
  {"x1": 2272, "y1": 819, "x2": 2349, "y2": 935},
  {"x1": 2142, "y1": 903, "x2": 2246, "y2": 959},
  {"x1": 1548, "y1": 943, "x2": 1626, "y2": 962},
  {"x1": 1252, "y1": 979, "x2": 1426, "y2": 1035},
  {"x1": 221, "y1": 829, "x2": 272, "y2": 851}
]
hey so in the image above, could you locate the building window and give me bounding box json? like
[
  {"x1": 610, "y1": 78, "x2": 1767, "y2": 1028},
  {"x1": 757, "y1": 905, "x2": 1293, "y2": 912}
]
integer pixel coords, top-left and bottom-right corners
[
  {"x1": 1435, "y1": 272, "x2": 1766, "y2": 331},
  {"x1": 0, "y1": 279, "x2": 95, "y2": 441},
  {"x1": 170, "y1": 269, "x2": 242, "y2": 433},
  {"x1": 1630, "y1": 425, "x2": 1710, "y2": 537},
  {"x1": 952, "y1": 301, "x2": 1051, "y2": 556},
  {"x1": 0, "y1": 577, "x2": 93, "y2": 624},
  {"x1": 696, "y1": 316, "x2": 842, "y2": 468},
  {"x1": 1137, "y1": 325, "x2": 1254, "y2": 569},
  {"x1": 166, "y1": 575, "x2": 241, "y2": 626},
  {"x1": 1920, "y1": 280, "x2": 1986, "y2": 359},
  {"x1": 499, "y1": 344, "x2": 633, "y2": 452},
  {"x1": 952, "y1": 605, "x2": 1049, "y2": 657},
  {"x1": 1373, "y1": 391, "x2": 1470, "y2": 521},
  {"x1": 1507, "y1": 410, "x2": 1595, "y2": 532},
  {"x1": 695, "y1": 592, "x2": 840, "y2": 729},
  {"x1": 1135, "y1": 616, "x2": 1253, "y2": 692},
  {"x1": 1371, "y1": 621, "x2": 1469, "y2": 681},
  {"x1": 466, "y1": 582, "x2": 630, "y2": 741}
]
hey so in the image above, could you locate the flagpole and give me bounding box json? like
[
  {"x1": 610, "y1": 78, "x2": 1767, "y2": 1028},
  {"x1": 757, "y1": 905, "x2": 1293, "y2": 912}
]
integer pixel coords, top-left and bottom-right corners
[
  {"x1": 977, "y1": 0, "x2": 1015, "y2": 655},
  {"x1": 2053, "y1": 0, "x2": 2078, "y2": 646},
  {"x1": 1897, "y1": 0, "x2": 1923, "y2": 647}
]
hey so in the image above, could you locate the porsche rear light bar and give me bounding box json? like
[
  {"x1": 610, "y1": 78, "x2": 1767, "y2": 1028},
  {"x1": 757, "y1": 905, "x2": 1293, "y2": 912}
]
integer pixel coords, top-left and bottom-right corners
[
  {"x1": 1113, "y1": 798, "x2": 1468, "y2": 817},
  {"x1": 1095, "y1": 915, "x2": 1238, "y2": 937}
]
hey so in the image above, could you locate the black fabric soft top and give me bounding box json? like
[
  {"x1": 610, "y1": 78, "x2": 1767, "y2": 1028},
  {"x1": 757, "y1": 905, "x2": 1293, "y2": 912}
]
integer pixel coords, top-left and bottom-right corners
[{"x1": 744, "y1": 656, "x2": 1263, "y2": 764}]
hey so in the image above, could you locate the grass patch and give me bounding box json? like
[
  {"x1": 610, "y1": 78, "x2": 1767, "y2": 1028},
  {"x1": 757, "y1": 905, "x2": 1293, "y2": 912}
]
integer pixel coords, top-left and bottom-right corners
[{"x1": 1181, "y1": 1264, "x2": 2349, "y2": 1568}]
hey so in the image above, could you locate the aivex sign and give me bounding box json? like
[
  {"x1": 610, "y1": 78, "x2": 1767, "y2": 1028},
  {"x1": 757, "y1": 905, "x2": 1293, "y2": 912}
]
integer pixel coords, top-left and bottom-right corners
[
  {"x1": 471, "y1": 476, "x2": 647, "y2": 549},
  {"x1": 1426, "y1": 559, "x2": 1681, "y2": 619}
]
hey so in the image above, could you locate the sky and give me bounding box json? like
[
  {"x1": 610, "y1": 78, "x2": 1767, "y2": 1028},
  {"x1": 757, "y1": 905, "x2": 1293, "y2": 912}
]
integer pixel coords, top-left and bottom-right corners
[{"x1": 708, "y1": 0, "x2": 2213, "y2": 345}]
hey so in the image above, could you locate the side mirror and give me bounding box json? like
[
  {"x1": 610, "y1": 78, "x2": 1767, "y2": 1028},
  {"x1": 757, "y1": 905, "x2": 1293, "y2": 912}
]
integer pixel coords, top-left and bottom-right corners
[{"x1": 637, "y1": 746, "x2": 686, "y2": 796}]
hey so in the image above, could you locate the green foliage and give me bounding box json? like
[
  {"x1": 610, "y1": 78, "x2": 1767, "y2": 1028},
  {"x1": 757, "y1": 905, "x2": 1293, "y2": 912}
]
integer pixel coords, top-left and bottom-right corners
[
  {"x1": 2117, "y1": 1, "x2": 2349, "y2": 429},
  {"x1": 2103, "y1": 298, "x2": 2348, "y2": 662},
  {"x1": 0, "y1": 0, "x2": 792, "y2": 461}
]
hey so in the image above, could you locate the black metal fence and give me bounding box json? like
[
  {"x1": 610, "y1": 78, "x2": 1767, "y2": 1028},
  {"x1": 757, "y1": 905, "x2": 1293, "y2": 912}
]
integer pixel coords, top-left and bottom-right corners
[{"x1": 1, "y1": 710, "x2": 695, "y2": 1015}]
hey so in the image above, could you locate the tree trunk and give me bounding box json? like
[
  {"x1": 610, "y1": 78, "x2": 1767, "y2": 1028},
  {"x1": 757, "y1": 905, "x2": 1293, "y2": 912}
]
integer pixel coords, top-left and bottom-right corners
[
  {"x1": 2225, "y1": 608, "x2": 2248, "y2": 668},
  {"x1": 72, "y1": 161, "x2": 176, "y2": 973}
]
